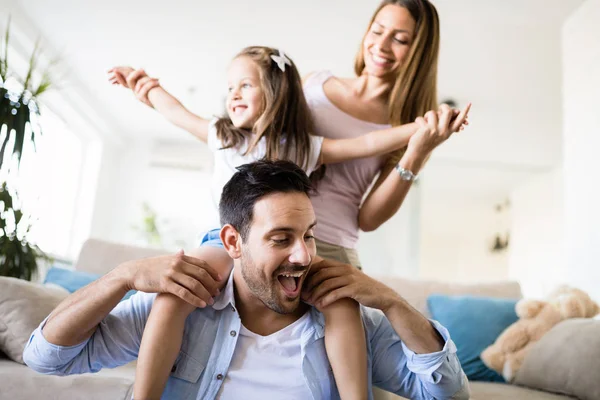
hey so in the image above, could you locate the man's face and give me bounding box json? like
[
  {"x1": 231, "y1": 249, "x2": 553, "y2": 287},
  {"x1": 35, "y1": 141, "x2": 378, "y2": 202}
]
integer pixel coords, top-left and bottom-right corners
[{"x1": 239, "y1": 191, "x2": 317, "y2": 314}]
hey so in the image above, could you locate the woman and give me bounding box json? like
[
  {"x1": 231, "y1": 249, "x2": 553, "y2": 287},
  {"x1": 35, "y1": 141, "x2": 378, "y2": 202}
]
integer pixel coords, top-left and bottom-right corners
[{"x1": 303, "y1": 0, "x2": 468, "y2": 268}]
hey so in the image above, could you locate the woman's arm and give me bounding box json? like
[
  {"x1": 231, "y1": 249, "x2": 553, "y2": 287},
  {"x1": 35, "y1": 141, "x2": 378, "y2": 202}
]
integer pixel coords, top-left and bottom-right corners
[
  {"x1": 108, "y1": 67, "x2": 210, "y2": 142},
  {"x1": 358, "y1": 104, "x2": 470, "y2": 231},
  {"x1": 358, "y1": 151, "x2": 425, "y2": 232},
  {"x1": 319, "y1": 122, "x2": 419, "y2": 165}
]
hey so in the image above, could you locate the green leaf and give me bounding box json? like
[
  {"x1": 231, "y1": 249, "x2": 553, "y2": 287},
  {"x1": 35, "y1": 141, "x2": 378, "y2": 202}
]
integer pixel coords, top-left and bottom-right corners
[
  {"x1": 0, "y1": 183, "x2": 12, "y2": 212},
  {"x1": 30, "y1": 124, "x2": 37, "y2": 151},
  {"x1": 0, "y1": 129, "x2": 9, "y2": 170},
  {"x1": 13, "y1": 102, "x2": 28, "y2": 166},
  {"x1": 33, "y1": 70, "x2": 52, "y2": 97},
  {"x1": 0, "y1": 184, "x2": 41, "y2": 281},
  {"x1": 14, "y1": 208, "x2": 22, "y2": 225},
  {"x1": 23, "y1": 40, "x2": 40, "y2": 92},
  {"x1": 0, "y1": 17, "x2": 10, "y2": 82},
  {"x1": 0, "y1": 87, "x2": 9, "y2": 115}
]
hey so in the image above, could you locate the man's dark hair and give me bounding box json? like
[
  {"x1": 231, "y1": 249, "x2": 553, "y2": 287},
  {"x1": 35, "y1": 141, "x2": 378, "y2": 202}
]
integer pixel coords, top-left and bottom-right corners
[{"x1": 219, "y1": 159, "x2": 314, "y2": 241}]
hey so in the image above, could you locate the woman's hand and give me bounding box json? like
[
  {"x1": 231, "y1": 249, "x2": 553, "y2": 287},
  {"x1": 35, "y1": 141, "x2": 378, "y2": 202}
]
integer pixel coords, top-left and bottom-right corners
[{"x1": 406, "y1": 102, "x2": 471, "y2": 159}]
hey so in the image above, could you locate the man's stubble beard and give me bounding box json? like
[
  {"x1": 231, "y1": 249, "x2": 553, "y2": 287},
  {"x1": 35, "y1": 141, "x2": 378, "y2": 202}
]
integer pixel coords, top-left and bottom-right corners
[{"x1": 240, "y1": 246, "x2": 300, "y2": 315}]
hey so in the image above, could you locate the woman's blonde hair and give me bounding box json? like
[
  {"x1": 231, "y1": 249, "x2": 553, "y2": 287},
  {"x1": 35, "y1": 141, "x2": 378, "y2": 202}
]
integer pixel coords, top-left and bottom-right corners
[
  {"x1": 214, "y1": 46, "x2": 314, "y2": 170},
  {"x1": 355, "y1": 0, "x2": 440, "y2": 127}
]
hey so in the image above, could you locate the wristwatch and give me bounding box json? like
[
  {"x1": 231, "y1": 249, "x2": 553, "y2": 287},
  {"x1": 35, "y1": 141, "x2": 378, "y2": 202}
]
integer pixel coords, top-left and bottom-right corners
[{"x1": 395, "y1": 164, "x2": 419, "y2": 182}]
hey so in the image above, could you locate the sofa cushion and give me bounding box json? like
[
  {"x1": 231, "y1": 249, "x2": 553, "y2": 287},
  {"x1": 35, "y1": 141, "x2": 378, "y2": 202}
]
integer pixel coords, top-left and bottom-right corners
[
  {"x1": 373, "y1": 381, "x2": 575, "y2": 400},
  {"x1": 43, "y1": 266, "x2": 136, "y2": 300},
  {"x1": 374, "y1": 276, "x2": 522, "y2": 317},
  {"x1": 75, "y1": 238, "x2": 166, "y2": 275},
  {"x1": 0, "y1": 358, "x2": 135, "y2": 400},
  {"x1": 469, "y1": 381, "x2": 576, "y2": 400},
  {"x1": 44, "y1": 266, "x2": 102, "y2": 292},
  {"x1": 427, "y1": 294, "x2": 519, "y2": 382},
  {"x1": 0, "y1": 277, "x2": 69, "y2": 363},
  {"x1": 514, "y1": 319, "x2": 600, "y2": 400}
]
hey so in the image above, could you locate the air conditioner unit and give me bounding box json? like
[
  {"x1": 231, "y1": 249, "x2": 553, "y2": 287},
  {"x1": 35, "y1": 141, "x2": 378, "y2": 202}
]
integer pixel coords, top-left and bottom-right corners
[{"x1": 149, "y1": 139, "x2": 214, "y2": 171}]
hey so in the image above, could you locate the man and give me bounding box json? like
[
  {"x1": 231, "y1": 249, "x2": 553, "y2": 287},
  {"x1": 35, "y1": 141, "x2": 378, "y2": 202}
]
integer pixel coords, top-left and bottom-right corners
[{"x1": 24, "y1": 160, "x2": 469, "y2": 399}]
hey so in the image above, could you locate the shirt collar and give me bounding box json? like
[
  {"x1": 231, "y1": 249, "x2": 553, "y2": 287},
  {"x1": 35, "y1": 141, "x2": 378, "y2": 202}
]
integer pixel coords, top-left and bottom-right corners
[
  {"x1": 212, "y1": 268, "x2": 236, "y2": 311},
  {"x1": 309, "y1": 307, "x2": 326, "y2": 338}
]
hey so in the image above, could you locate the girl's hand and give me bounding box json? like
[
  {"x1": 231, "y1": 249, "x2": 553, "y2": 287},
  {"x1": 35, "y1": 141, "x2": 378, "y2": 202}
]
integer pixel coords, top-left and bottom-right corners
[
  {"x1": 107, "y1": 66, "x2": 134, "y2": 87},
  {"x1": 445, "y1": 104, "x2": 470, "y2": 133},
  {"x1": 406, "y1": 102, "x2": 471, "y2": 158},
  {"x1": 130, "y1": 72, "x2": 160, "y2": 108},
  {"x1": 302, "y1": 258, "x2": 401, "y2": 312},
  {"x1": 108, "y1": 67, "x2": 160, "y2": 108}
]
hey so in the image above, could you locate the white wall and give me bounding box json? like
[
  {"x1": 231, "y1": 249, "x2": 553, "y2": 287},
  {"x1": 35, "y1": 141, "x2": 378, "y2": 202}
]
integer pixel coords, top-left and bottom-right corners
[
  {"x1": 562, "y1": 0, "x2": 600, "y2": 300},
  {"x1": 418, "y1": 198, "x2": 510, "y2": 283},
  {"x1": 359, "y1": 176, "x2": 513, "y2": 283},
  {"x1": 434, "y1": 3, "x2": 565, "y2": 169},
  {"x1": 91, "y1": 140, "x2": 217, "y2": 251},
  {"x1": 386, "y1": 3, "x2": 567, "y2": 283},
  {"x1": 88, "y1": 142, "x2": 122, "y2": 240},
  {"x1": 358, "y1": 186, "x2": 419, "y2": 277},
  {"x1": 508, "y1": 169, "x2": 565, "y2": 298}
]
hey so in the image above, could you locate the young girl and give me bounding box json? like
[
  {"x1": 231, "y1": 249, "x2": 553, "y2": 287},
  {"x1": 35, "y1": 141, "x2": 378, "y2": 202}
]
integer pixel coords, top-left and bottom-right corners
[{"x1": 109, "y1": 46, "x2": 430, "y2": 400}]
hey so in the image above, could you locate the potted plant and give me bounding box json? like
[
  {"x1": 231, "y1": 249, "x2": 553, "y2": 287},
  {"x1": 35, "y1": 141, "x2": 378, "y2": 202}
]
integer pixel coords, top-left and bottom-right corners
[
  {"x1": 1, "y1": 19, "x2": 53, "y2": 169},
  {"x1": 0, "y1": 18, "x2": 54, "y2": 280},
  {"x1": 0, "y1": 183, "x2": 46, "y2": 280}
]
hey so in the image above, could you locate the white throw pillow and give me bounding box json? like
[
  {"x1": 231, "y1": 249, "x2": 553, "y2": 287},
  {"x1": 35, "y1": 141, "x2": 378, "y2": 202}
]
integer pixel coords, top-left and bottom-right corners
[{"x1": 0, "y1": 276, "x2": 69, "y2": 363}]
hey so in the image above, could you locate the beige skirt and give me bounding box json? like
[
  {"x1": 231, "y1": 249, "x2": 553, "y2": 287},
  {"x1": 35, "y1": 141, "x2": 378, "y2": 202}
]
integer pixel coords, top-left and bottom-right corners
[{"x1": 315, "y1": 238, "x2": 362, "y2": 270}]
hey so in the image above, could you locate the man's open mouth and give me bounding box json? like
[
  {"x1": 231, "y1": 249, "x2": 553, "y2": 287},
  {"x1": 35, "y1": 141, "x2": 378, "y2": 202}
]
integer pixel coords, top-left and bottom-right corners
[{"x1": 277, "y1": 271, "x2": 304, "y2": 297}]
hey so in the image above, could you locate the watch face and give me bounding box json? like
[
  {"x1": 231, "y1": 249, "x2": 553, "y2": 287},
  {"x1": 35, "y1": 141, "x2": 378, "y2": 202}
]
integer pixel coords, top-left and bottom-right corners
[
  {"x1": 396, "y1": 165, "x2": 416, "y2": 181},
  {"x1": 400, "y1": 170, "x2": 413, "y2": 180}
]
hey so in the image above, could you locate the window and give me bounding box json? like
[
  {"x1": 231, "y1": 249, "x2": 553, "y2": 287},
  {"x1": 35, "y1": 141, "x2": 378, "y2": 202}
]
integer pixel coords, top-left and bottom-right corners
[{"x1": 1, "y1": 107, "x2": 83, "y2": 258}]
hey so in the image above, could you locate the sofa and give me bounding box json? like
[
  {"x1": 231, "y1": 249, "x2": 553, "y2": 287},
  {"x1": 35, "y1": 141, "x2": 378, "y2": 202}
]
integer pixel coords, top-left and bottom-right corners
[
  {"x1": 1, "y1": 238, "x2": 593, "y2": 399},
  {"x1": 0, "y1": 239, "x2": 164, "y2": 400},
  {"x1": 370, "y1": 276, "x2": 578, "y2": 400}
]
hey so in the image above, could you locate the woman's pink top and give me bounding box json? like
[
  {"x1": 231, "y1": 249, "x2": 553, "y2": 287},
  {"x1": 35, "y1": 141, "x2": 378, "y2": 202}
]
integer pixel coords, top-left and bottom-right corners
[{"x1": 304, "y1": 70, "x2": 391, "y2": 248}]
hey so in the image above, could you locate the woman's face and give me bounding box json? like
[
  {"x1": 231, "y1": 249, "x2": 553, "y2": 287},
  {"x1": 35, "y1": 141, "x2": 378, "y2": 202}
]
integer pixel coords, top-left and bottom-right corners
[{"x1": 362, "y1": 4, "x2": 417, "y2": 79}]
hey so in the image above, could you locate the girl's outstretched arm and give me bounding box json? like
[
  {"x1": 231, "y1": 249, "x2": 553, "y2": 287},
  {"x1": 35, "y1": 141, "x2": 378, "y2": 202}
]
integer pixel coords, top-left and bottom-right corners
[
  {"x1": 108, "y1": 67, "x2": 210, "y2": 142},
  {"x1": 319, "y1": 122, "x2": 419, "y2": 165}
]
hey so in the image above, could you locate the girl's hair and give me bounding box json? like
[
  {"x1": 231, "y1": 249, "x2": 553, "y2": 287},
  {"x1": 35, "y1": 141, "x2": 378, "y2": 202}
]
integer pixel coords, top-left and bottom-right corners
[
  {"x1": 214, "y1": 46, "x2": 314, "y2": 171},
  {"x1": 354, "y1": 0, "x2": 440, "y2": 127}
]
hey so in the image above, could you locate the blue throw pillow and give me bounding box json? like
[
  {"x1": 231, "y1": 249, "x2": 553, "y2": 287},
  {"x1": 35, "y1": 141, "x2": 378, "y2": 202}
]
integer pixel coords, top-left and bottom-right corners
[
  {"x1": 44, "y1": 267, "x2": 136, "y2": 300},
  {"x1": 427, "y1": 294, "x2": 519, "y2": 382}
]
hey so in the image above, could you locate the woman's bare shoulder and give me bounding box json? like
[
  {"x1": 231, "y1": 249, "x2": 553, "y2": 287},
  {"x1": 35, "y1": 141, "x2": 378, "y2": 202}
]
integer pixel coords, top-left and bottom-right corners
[
  {"x1": 303, "y1": 71, "x2": 356, "y2": 87},
  {"x1": 324, "y1": 75, "x2": 357, "y2": 95}
]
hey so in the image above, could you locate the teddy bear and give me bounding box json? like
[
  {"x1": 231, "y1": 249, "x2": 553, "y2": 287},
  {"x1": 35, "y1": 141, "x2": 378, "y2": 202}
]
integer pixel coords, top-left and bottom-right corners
[{"x1": 480, "y1": 285, "x2": 600, "y2": 382}]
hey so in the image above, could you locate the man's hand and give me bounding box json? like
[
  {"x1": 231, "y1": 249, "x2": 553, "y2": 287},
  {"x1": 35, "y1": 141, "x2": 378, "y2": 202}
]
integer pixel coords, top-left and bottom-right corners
[
  {"x1": 117, "y1": 250, "x2": 223, "y2": 308},
  {"x1": 302, "y1": 258, "x2": 400, "y2": 312}
]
